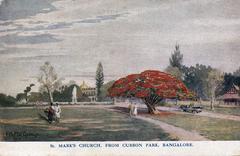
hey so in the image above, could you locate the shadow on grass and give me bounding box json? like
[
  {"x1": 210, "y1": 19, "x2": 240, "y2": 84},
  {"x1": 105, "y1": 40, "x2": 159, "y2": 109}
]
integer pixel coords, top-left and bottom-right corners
[
  {"x1": 109, "y1": 106, "x2": 149, "y2": 114},
  {"x1": 0, "y1": 107, "x2": 176, "y2": 141},
  {"x1": 38, "y1": 113, "x2": 49, "y2": 123}
]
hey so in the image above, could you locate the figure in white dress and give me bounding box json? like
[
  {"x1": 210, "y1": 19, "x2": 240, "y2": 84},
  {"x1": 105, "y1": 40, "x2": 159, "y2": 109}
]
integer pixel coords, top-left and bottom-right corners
[
  {"x1": 128, "y1": 103, "x2": 134, "y2": 117},
  {"x1": 54, "y1": 103, "x2": 61, "y2": 122},
  {"x1": 133, "y1": 103, "x2": 138, "y2": 116}
]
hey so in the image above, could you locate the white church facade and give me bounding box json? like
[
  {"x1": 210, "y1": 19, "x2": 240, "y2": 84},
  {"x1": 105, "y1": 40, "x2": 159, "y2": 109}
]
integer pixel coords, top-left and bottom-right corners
[{"x1": 79, "y1": 81, "x2": 97, "y2": 102}]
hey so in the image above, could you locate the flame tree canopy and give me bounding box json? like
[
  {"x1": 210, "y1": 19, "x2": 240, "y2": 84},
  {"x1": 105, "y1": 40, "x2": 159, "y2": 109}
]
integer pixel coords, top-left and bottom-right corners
[{"x1": 108, "y1": 70, "x2": 193, "y2": 114}]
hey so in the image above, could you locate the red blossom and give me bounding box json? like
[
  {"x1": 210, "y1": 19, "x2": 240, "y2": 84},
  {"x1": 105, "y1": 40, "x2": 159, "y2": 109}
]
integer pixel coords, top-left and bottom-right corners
[
  {"x1": 135, "y1": 90, "x2": 149, "y2": 98},
  {"x1": 140, "y1": 82, "x2": 153, "y2": 88},
  {"x1": 108, "y1": 70, "x2": 193, "y2": 99}
]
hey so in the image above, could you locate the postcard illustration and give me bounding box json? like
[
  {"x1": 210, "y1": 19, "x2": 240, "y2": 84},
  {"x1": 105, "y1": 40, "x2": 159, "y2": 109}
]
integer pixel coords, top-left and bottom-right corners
[{"x1": 0, "y1": 0, "x2": 240, "y2": 143}]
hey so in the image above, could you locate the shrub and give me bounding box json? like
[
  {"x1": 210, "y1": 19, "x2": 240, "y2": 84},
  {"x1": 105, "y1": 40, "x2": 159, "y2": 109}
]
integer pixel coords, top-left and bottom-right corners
[{"x1": 0, "y1": 93, "x2": 16, "y2": 107}]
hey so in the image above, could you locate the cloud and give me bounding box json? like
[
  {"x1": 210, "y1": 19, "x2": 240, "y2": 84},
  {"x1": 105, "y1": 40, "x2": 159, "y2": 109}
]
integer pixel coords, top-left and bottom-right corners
[
  {"x1": 0, "y1": 0, "x2": 56, "y2": 21},
  {"x1": 193, "y1": 18, "x2": 240, "y2": 27},
  {"x1": 10, "y1": 54, "x2": 68, "y2": 61},
  {"x1": 0, "y1": 33, "x2": 61, "y2": 45},
  {"x1": 20, "y1": 78, "x2": 30, "y2": 82},
  {"x1": 0, "y1": 12, "x2": 127, "y2": 37},
  {"x1": 78, "y1": 13, "x2": 127, "y2": 24}
]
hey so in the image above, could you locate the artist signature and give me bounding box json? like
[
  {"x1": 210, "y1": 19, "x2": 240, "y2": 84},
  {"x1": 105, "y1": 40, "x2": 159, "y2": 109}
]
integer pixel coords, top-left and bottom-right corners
[{"x1": 4, "y1": 131, "x2": 39, "y2": 138}]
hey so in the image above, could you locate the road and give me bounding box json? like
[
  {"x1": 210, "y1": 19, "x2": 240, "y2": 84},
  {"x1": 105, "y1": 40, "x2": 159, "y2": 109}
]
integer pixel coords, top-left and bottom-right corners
[{"x1": 158, "y1": 106, "x2": 240, "y2": 122}]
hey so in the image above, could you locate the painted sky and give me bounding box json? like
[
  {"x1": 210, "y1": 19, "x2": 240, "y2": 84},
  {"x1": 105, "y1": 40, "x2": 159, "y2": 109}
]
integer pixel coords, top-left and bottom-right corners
[{"x1": 0, "y1": 0, "x2": 240, "y2": 96}]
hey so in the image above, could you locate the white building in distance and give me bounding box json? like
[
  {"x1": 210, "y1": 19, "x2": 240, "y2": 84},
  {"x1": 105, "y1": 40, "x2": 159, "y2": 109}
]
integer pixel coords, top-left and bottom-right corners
[{"x1": 79, "y1": 81, "x2": 97, "y2": 102}]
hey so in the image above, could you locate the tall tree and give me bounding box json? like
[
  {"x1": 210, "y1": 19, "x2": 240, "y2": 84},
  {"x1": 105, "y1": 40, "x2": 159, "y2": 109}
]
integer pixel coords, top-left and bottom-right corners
[
  {"x1": 169, "y1": 44, "x2": 183, "y2": 69},
  {"x1": 165, "y1": 66, "x2": 182, "y2": 80},
  {"x1": 16, "y1": 93, "x2": 26, "y2": 102},
  {"x1": 23, "y1": 84, "x2": 35, "y2": 103},
  {"x1": 206, "y1": 69, "x2": 224, "y2": 110},
  {"x1": 38, "y1": 61, "x2": 62, "y2": 103},
  {"x1": 96, "y1": 62, "x2": 104, "y2": 101},
  {"x1": 108, "y1": 70, "x2": 192, "y2": 114},
  {"x1": 0, "y1": 94, "x2": 16, "y2": 107},
  {"x1": 166, "y1": 44, "x2": 184, "y2": 80},
  {"x1": 182, "y1": 64, "x2": 213, "y2": 99},
  {"x1": 233, "y1": 66, "x2": 240, "y2": 77}
]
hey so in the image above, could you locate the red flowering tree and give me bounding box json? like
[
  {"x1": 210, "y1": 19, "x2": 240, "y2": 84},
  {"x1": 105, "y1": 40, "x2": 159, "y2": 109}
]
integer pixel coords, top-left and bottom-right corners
[{"x1": 108, "y1": 70, "x2": 193, "y2": 114}]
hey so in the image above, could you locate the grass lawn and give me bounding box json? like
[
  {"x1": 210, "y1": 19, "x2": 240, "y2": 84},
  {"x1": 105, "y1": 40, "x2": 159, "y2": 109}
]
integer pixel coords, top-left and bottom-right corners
[
  {"x1": 146, "y1": 112, "x2": 240, "y2": 140},
  {"x1": 0, "y1": 107, "x2": 174, "y2": 141},
  {"x1": 176, "y1": 101, "x2": 240, "y2": 116},
  {"x1": 204, "y1": 106, "x2": 240, "y2": 116}
]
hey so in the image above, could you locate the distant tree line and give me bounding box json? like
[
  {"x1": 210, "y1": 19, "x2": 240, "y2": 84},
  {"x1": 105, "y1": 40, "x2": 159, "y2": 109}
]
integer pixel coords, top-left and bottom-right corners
[
  {"x1": 26, "y1": 84, "x2": 90, "y2": 103},
  {"x1": 165, "y1": 44, "x2": 240, "y2": 101},
  {"x1": 0, "y1": 93, "x2": 16, "y2": 107},
  {"x1": 13, "y1": 82, "x2": 114, "y2": 104},
  {"x1": 10, "y1": 62, "x2": 112, "y2": 105},
  {"x1": 2, "y1": 50, "x2": 240, "y2": 107}
]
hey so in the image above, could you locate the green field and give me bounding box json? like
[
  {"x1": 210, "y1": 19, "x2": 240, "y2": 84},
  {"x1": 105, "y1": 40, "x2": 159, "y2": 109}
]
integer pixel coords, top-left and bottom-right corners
[
  {"x1": 147, "y1": 113, "x2": 240, "y2": 140},
  {"x1": 0, "y1": 107, "x2": 174, "y2": 141},
  {"x1": 205, "y1": 106, "x2": 240, "y2": 116}
]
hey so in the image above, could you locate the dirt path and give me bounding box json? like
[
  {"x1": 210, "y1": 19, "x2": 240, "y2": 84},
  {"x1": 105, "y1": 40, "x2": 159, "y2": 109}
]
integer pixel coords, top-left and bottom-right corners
[
  {"x1": 106, "y1": 104, "x2": 209, "y2": 141},
  {"x1": 158, "y1": 106, "x2": 240, "y2": 122},
  {"x1": 135, "y1": 116, "x2": 210, "y2": 141}
]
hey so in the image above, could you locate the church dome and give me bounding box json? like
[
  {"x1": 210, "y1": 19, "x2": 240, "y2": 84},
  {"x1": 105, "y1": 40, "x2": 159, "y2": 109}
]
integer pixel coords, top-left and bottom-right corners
[{"x1": 80, "y1": 81, "x2": 90, "y2": 89}]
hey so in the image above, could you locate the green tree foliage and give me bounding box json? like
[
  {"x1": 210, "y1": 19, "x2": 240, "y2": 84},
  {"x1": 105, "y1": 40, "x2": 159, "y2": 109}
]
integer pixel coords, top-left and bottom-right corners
[
  {"x1": 16, "y1": 84, "x2": 35, "y2": 104},
  {"x1": 100, "y1": 80, "x2": 115, "y2": 101},
  {"x1": 28, "y1": 92, "x2": 45, "y2": 102},
  {"x1": 182, "y1": 64, "x2": 213, "y2": 99},
  {"x1": 220, "y1": 73, "x2": 240, "y2": 95},
  {"x1": 165, "y1": 66, "x2": 182, "y2": 80},
  {"x1": 52, "y1": 84, "x2": 82, "y2": 102},
  {"x1": 233, "y1": 66, "x2": 240, "y2": 77},
  {"x1": 23, "y1": 84, "x2": 35, "y2": 103},
  {"x1": 166, "y1": 44, "x2": 239, "y2": 101},
  {"x1": 16, "y1": 93, "x2": 26, "y2": 102},
  {"x1": 169, "y1": 44, "x2": 183, "y2": 69},
  {"x1": 26, "y1": 84, "x2": 87, "y2": 102},
  {"x1": 96, "y1": 62, "x2": 104, "y2": 101},
  {"x1": 166, "y1": 45, "x2": 212, "y2": 99},
  {"x1": 166, "y1": 44, "x2": 184, "y2": 80},
  {"x1": 0, "y1": 93, "x2": 16, "y2": 107}
]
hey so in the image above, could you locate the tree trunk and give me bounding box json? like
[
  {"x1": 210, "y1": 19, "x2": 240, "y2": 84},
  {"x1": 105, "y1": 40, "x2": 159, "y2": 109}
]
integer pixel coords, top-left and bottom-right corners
[
  {"x1": 210, "y1": 96, "x2": 215, "y2": 111},
  {"x1": 145, "y1": 102, "x2": 159, "y2": 114},
  {"x1": 143, "y1": 96, "x2": 161, "y2": 114},
  {"x1": 25, "y1": 93, "x2": 28, "y2": 104},
  {"x1": 46, "y1": 86, "x2": 53, "y2": 104},
  {"x1": 210, "y1": 89, "x2": 215, "y2": 111},
  {"x1": 113, "y1": 97, "x2": 116, "y2": 105}
]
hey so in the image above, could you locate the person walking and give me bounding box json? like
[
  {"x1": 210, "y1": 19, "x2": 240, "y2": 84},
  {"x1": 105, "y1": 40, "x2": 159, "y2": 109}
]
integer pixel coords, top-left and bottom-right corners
[
  {"x1": 48, "y1": 103, "x2": 55, "y2": 123},
  {"x1": 128, "y1": 103, "x2": 134, "y2": 117},
  {"x1": 54, "y1": 103, "x2": 61, "y2": 123},
  {"x1": 133, "y1": 103, "x2": 138, "y2": 116}
]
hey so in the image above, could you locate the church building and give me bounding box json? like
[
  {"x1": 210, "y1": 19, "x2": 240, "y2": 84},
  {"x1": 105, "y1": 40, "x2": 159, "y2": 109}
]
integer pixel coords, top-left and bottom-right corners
[{"x1": 79, "y1": 81, "x2": 97, "y2": 102}]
